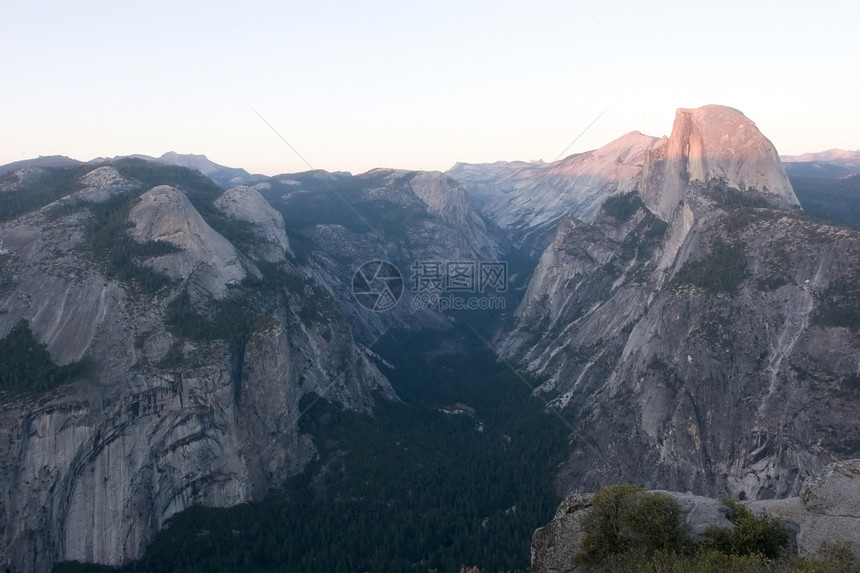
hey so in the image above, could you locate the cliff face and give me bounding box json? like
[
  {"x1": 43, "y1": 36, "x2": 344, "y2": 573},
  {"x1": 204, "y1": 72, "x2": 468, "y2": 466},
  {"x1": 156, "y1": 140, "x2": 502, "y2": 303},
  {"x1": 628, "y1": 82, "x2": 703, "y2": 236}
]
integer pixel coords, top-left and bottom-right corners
[
  {"x1": 448, "y1": 131, "x2": 665, "y2": 254},
  {"x1": 640, "y1": 105, "x2": 798, "y2": 222},
  {"x1": 501, "y1": 105, "x2": 860, "y2": 499},
  {"x1": 0, "y1": 161, "x2": 393, "y2": 572},
  {"x1": 256, "y1": 168, "x2": 505, "y2": 342}
]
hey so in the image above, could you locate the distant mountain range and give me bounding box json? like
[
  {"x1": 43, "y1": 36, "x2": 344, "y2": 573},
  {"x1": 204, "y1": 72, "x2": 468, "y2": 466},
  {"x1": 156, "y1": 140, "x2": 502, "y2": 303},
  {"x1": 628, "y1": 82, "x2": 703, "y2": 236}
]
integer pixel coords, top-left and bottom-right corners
[
  {"x1": 0, "y1": 152, "x2": 267, "y2": 190},
  {"x1": 782, "y1": 148, "x2": 860, "y2": 168}
]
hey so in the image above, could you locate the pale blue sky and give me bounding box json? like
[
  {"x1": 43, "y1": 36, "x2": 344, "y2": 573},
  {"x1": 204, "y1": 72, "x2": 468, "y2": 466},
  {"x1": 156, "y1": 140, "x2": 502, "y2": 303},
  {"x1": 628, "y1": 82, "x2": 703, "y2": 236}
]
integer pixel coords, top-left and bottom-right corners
[{"x1": 2, "y1": 0, "x2": 858, "y2": 175}]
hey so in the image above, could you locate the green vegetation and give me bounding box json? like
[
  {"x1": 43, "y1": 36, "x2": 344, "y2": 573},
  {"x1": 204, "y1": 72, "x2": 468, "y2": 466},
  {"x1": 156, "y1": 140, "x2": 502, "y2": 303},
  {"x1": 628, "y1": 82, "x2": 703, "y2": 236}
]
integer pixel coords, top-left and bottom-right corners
[
  {"x1": 625, "y1": 212, "x2": 669, "y2": 261},
  {"x1": 163, "y1": 288, "x2": 272, "y2": 347},
  {"x1": 55, "y1": 325, "x2": 569, "y2": 572},
  {"x1": 0, "y1": 319, "x2": 89, "y2": 392},
  {"x1": 708, "y1": 183, "x2": 772, "y2": 210},
  {"x1": 577, "y1": 484, "x2": 684, "y2": 561},
  {"x1": 646, "y1": 356, "x2": 683, "y2": 394},
  {"x1": 84, "y1": 191, "x2": 179, "y2": 294},
  {"x1": 843, "y1": 374, "x2": 860, "y2": 393},
  {"x1": 673, "y1": 239, "x2": 747, "y2": 293},
  {"x1": 813, "y1": 277, "x2": 860, "y2": 329},
  {"x1": 0, "y1": 164, "x2": 93, "y2": 222},
  {"x1": 574, "y1": 484, "x2": 858, "y2": 572},
  {"x1": 704, "y1": 498, "x2": 788, "y2": 559},
  {"x1": 0, "y1": 253, "x2": 14, "y2": 296},
  {"x1": 602, "y1": 191, "x2": 643, "y2": 222}
]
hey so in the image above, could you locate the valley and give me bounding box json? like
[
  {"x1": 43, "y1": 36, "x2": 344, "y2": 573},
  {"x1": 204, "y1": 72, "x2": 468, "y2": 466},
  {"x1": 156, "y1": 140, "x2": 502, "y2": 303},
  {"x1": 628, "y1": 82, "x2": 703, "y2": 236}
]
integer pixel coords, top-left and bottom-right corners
[{"x1": 0, "y1": 105, "x2": 858, "y2": 572}]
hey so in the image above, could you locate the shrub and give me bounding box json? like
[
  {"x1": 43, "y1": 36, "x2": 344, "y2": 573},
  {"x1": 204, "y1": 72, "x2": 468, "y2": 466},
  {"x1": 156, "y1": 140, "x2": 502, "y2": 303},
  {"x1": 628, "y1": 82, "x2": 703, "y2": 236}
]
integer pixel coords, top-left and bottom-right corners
[
  {"x1": 576, "y1": 485, "x2": 796, "y2": 572},
  {"x1": 578, "y1": 484, "x2": 684, "y2": 561},
  {"x1": 704, "y1": 498, "x2": 789, "y2": 559}
]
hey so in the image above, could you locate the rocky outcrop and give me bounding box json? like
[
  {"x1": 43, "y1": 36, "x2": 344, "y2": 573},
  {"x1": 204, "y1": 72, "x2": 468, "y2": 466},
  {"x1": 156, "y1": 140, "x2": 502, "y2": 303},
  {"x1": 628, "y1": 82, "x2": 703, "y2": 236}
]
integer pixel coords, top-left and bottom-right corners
[
  {"x1": 128, "y1": 185, "x2": 246, "y2": 300},
  {"x1": 640, "y1": 105, "x2": 799, "y2": 221},
  {"x1": 749, "y1": 459, "x2": 860, "y2": 557},
  {"x1": 532, "y1": 459, "x2": 860, "y2": 573},
  {"x1": 501, "y1": 105, "x2": 860, "y2": 499},
  {"x1": 531, "y1": 491, "x2": 736, "y2": 573},
  {"x1": 214, "y1": 185, "x2": 293, "y2": 261}
]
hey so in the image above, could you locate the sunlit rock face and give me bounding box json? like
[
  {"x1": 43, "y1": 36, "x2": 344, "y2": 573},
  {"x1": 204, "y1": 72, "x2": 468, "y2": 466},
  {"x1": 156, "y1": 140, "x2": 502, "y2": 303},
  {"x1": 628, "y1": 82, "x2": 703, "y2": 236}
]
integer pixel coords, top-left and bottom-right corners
[
  {"x1": 448, "y1": 131, "x2": 665, "y2": 254},
  {"x1": 640, "y1": 105, "x2": 799, "y2": 221},
  {"x1": 502, "y1": 105, "x2": 858, "y2": 501}
]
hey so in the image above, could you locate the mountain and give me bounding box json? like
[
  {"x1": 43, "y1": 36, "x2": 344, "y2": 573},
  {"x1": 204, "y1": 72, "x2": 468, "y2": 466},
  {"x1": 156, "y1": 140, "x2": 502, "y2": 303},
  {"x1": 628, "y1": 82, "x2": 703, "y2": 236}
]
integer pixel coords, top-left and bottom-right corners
[
  {"x1": 782, "y1": 148, "x2": 860, "y2": 169},
  {"x1": 0, "y1": 152, "x2": 517, "y2": 571},
  {"x1": 91, "y1": 152, "x2": 268, "y2": 190},
  {"x1": 776, "y1": 149, "x2": 860, "y2": 230},
  {"x1": 2, "y1": 105, "x2": 859, "y2": 572},
  {"x1": 153, "y1": 152, "x2": 269, "y2": 189},
  {"x1": 447, "y1": 131, "x2": 665, "y2": 255},
  {"x1": 251, "y1": 167, "x2": 507, "y2": 341},
  {"x1": 499, "y1": 105, "x2": 859, "y2": 499},
  {"x1": 0, "y1": 160, "x2": 394, "y2": 571},
  {"x1": 0, "y1": 155, "x2": 82, "y2": 177}
]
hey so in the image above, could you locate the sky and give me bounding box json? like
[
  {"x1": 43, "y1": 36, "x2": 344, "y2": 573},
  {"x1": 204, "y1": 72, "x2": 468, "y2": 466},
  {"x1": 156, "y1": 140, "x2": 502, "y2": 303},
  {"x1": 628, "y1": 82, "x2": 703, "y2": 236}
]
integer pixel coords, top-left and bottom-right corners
[{"x1": 2, "y1": 0, "x2": 859, "y2": 176}]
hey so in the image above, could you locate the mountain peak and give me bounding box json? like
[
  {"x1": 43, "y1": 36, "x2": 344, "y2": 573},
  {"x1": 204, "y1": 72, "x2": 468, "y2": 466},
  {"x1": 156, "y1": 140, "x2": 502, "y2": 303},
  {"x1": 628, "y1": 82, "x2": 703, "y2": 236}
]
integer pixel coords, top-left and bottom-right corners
[{"x1": 640, "y1": 104, "x2": 799, "y2": 220}]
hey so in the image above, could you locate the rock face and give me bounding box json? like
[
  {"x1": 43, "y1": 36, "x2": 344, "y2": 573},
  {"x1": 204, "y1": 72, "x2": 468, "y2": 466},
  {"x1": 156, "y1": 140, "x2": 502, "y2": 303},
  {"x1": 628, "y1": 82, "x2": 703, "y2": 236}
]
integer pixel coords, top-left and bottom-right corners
[
  {"x1": 128, "y1": 185, "x2": 247, "y2": 299},
  {"x1": 748, "y1": 458, "x2": 860, "y2": 558},
  {"x1": 257, "y1": 168, "x2": 505, "y2": 342},
  {"x1": 640, "y1": 105, "x2": 799, "y2": 222},
  {"x1": 448, "y1": 131, "x2": 665, "y2": 253},
  {"x1": 214, "y1": 185, "x2": 293, "y2": 261},
  {"x1": 531, "y1": 459, "x2": 860, "y2": 573},
  {"x1": 0, "y1": 161, "x2": 394, "y2": 572},
  {"x1": 501, "y1": 105, "x2": 860, "y2": 499}
]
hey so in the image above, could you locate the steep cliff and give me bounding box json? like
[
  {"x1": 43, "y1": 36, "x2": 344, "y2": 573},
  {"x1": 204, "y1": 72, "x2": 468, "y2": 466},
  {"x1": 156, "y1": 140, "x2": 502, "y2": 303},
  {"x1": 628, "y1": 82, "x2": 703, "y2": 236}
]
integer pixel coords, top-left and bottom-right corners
[
  {"x1": 501, "y1": 105, "x2": 860, "y2": 499},
  {"x1": 0, "y1": 160, "x2": 393, "y2": 572}
]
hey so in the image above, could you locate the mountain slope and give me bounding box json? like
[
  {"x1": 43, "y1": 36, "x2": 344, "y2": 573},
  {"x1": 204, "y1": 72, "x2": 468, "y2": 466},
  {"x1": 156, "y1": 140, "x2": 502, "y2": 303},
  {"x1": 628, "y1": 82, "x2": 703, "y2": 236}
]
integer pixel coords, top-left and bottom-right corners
[
  {"x1": 253, "y1": 167, "x2": 508, "y2": 341},
  {"x1": 0, "y1": 160, "x2": 393, "y2": 572},
  {"x1": 448, "y1": 131, "x2": 666, "y2": 255},
  {"x1": 91, "y1": 152, "x2": 268, "y2": 190},
  {"x1": 500, "y1": 105, "x2": 860, "y2": 500},
  {"x1": 779, "y1": 152, "x2": 860, "y2": 230},
  {"x1": 0, "y1": 155, "x2": 82, "y2": 177}
]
